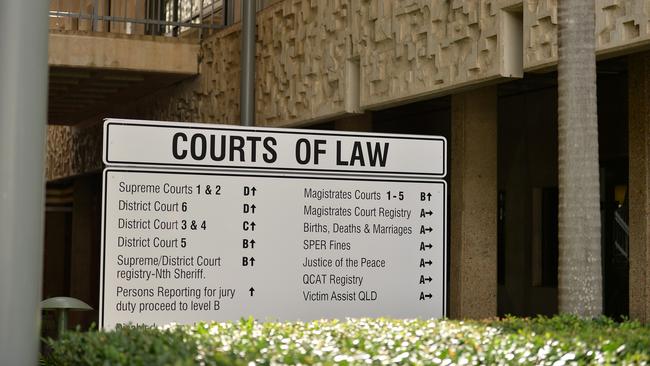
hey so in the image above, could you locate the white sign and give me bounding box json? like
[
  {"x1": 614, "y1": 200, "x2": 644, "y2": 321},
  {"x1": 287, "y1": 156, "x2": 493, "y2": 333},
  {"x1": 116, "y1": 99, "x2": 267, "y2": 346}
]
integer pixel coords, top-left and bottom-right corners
[
  {"x1": 100, "y1": 119, "x2": 448, "y2": 329},
  {"x1": 103, "y1": 119, "x2": 446, "y2": 178}
]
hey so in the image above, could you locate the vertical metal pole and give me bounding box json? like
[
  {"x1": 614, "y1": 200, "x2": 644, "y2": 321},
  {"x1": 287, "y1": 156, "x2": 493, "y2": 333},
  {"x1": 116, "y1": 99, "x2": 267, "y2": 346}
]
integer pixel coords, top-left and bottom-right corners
[
  {"x1": 0, "y1": 0, "x2": 49, "y2": 365},
  {"x1": 198, "y1": 0, "x2": 203, "y2": 41},
  {"x1": 158, "y1": 0, "x2": 161, "y2": 34},
  {"x1": 154, "y1": 0, "x2": 158, "y2": 34},
  {"x1": 225, "y1": 0, "x2": 235, "y2": 26},
  {"x1": 240, "y1": 0, "x2": 256, "y2": 126},
  {"x1": 135, "y1": 0, "x2": 139, "y2": 33},
  {"x1": 56, "y1": 0, "x2": 62, "y2": 29},
  {"x1": 57, "y1": 310, "x2": 69, "y2": 336},
  {"x1": 224, "y1": 0, "x2": 229, "y2": 26},
  {"x1": 92, "y1": 0, "x2": 98, "y2": 31},
  {"x1": 159, "y1": 0, "x2": 163, "y2": 35},
  {"x1": 173, "y1": 0, "x2": 179, "y2": 36}
]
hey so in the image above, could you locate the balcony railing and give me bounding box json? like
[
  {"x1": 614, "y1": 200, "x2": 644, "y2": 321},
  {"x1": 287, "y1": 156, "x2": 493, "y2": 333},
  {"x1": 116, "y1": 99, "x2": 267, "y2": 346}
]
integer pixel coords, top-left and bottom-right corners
[
  {"x1": 49, "y1": 0, "x2": 227, "y2": 39},
  {"x1": 612, "y1": 209, "x2": 629, "y2": 262}
]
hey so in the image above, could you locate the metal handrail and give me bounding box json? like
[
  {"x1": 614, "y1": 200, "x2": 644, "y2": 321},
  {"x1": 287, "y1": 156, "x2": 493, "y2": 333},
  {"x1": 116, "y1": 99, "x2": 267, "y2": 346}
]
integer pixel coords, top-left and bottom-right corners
[
  {"x1": 614, "y1": 210, "x2": 629, "y2": 235},
  {"x1": 49, "y1": 0, "x2": 225, "y2": 38},
  {"x1": 49, "y1": 11, "x2": 221, "y2": 29},
  {"x1": 612, "y1": 210, "x2": 629, "y2": 260}
]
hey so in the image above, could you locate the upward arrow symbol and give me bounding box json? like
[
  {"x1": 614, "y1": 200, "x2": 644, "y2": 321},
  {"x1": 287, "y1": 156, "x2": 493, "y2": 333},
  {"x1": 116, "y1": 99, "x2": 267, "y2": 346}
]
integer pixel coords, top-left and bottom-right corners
[{"x1": 249, "y1": 287, "x2": 255, "y2": 296}]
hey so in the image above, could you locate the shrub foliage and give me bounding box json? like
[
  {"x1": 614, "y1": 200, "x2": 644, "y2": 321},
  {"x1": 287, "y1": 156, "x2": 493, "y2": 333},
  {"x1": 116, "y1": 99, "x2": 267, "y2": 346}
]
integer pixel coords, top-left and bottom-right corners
[{"x1": 44, "y1": 315, "x2": 650, "y2": 365}]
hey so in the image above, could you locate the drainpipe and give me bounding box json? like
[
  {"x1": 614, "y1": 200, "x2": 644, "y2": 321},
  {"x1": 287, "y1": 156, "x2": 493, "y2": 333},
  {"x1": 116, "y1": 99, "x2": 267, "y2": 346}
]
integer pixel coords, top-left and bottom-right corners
[
  {"x1": 240, "y1": 0, "x2": 256, "y2": 126},
  {"x1": 0, "y1": 0, "x2": 49, "y2": 365}
]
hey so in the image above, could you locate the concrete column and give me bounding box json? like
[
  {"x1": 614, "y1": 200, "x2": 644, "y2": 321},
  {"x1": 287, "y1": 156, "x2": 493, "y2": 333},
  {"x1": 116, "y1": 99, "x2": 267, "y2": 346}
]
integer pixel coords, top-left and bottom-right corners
[
  {"x1": 629, "y1": 52, "x2": 650, "y2": 322},
  {"x1": 450, "y1": 86, "x2": 498, "y2": 319},
  {"x1": 334, "y1": 113, "x2": 372, "y2": 132}
]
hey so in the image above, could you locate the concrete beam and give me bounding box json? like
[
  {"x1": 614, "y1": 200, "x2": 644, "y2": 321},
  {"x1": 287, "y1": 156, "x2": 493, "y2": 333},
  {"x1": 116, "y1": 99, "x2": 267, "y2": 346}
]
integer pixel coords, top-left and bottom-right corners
[{"x1": 48, "y1": 31, "x2": 199, "y2": 74}]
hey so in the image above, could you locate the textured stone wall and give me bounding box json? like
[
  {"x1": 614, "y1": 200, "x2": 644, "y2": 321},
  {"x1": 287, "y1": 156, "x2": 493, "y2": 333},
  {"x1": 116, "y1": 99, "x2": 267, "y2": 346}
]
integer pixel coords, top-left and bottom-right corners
[
  {"x1": 126, "y1": 0, "x2": 524, "y2": 127},
  {"x1": 524, "y1": 0, "x2": 557, "y2": 70},
  {"x1": 46, "y1": 0, "x2": 526, "y2": 179},
  {"x1": 130, "y1": 26, "x2": 242, "y2": 125},
  {"x1": 127, "y1": 0, "x2": 352, "y2": 128},
  {"x1": 46, "y1": 125, "x2": 103, "y2": 182},
  {"x1": 256, "y1": 0, "x2": 351, "y2": 126},
  {"x1": 354, "y1": 0, "x2": 519, "y2": 109},
  {"x1": 133, "y1": 0, "x2": 650, "y2": 123},
  {"x1": 525, "y1": 0, "x2": 650, "y2": 71},
  {"x1": 596, "y1": 0, "x2": 650, "y2": 50},
  {"x1": 49, "y1": 0, "x2": 650, "y2": 179}
]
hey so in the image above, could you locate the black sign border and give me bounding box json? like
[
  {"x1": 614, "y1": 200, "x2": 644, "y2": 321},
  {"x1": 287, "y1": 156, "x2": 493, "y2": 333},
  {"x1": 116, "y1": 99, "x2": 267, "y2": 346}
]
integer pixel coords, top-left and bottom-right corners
[{"x1": 104, "y1": 121, "x2": 447, "y2": 177}]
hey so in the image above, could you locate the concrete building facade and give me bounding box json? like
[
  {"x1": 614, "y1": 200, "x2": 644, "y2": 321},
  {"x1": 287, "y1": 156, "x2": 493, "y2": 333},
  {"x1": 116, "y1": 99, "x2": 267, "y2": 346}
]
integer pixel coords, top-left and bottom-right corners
[{"x1": 43, "y1": 0, "x2": 650, "y2": 329}]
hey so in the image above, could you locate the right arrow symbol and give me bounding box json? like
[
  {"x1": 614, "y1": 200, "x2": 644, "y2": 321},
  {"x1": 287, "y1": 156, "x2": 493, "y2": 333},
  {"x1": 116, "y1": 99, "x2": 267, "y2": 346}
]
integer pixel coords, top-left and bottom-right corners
[{"x1": 419, "y1": 275, "x2": 433, "y2": 284}]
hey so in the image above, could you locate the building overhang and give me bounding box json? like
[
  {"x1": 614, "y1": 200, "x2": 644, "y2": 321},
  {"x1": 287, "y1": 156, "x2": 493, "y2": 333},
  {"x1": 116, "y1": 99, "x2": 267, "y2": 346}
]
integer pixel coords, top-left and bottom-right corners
[{"x1": 48, "y1": 31, "x2": 199, "y2": 125}]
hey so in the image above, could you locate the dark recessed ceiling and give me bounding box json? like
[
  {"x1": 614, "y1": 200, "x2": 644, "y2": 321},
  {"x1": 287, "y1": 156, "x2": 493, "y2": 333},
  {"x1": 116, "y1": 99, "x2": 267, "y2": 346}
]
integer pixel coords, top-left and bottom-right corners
[{"x1": 48, "y1": 67, "x2": 193, "y2": 125}]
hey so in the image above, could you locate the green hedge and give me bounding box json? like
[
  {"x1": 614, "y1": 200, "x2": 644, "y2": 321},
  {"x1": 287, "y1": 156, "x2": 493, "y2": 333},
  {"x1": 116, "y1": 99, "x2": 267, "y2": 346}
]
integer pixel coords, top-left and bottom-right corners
[{"x1": 44, "y1": 315, "x2": 650, "y2": 365}]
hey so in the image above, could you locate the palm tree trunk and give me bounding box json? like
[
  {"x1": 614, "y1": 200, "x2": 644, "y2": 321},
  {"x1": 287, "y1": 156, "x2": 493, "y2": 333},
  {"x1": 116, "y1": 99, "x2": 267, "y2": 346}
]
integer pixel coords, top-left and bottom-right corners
[{"x1": 557, "y1": 1, "x2": 602, "y2": 316}]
